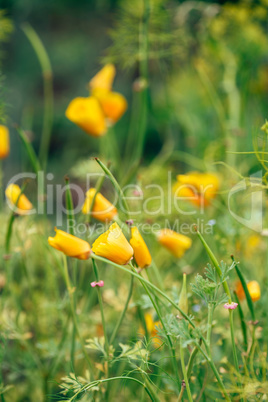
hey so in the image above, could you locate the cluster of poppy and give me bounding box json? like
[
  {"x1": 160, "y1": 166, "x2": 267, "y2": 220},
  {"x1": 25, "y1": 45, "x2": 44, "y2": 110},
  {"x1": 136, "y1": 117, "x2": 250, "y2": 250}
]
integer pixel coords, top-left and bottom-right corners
[
  {"x1": 65, "y1": 64, "x2": 127, "y2": 137},
  {"x1": 1, "y1": 64, "x2": 261, "y2": 303}
]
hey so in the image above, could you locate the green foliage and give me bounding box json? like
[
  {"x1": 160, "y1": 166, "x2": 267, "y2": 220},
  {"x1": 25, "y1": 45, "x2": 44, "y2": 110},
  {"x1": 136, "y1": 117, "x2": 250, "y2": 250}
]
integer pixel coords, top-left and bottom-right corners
[{"x1": 191, "y1": 262, "x2": 235, "y2": 307}]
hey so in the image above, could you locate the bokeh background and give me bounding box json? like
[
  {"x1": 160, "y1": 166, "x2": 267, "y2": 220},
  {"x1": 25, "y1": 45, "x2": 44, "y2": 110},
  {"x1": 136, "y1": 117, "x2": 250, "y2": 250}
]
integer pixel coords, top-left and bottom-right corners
[{"x1": 2, "y1": 0, "x2": 268, "y2": 181}]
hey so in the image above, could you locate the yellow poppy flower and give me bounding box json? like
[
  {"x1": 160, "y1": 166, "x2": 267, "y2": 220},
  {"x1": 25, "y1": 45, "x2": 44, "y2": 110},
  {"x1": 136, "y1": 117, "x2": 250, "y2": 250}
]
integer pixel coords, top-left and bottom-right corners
[
  {"x1": 5, "y1": 184, "x2": 33, "y2": 215},
  {"x1": 66, "y1": 64, "x2": 127, "y2": 137},
  {"x1": 0, "y1": 125, "x2": 10, "y2": 159},
  {"x1": 157, "y1": 229, "x2": 192, "y2": 258},
  {"x1": 92, "y1": 222, "x2": 133, "y2": 265},
  {"x1": 82, "y1": 188, "x2": 117, "y2": 222},
  {"x1": 130, "y1": 226, "x2": 152, "y2": 268},
  {"x1": 89, "y1": 64, "x2": 116, "y2": 92},
  {"x1": 48, "y1": 228, "x2": 91, "y2": 260},
  {"x1": 93, "y1": 89, "x2": 128, "y2": 123},
  {"x1": 173, "y1": 172, "x2": 219, "y2": 206},
  {"x1": 65, "y1": 96, "x2": 106, "y2": 137},
  {"x1": 235, "y1": 280, "x2": 261, "y2": 302}
]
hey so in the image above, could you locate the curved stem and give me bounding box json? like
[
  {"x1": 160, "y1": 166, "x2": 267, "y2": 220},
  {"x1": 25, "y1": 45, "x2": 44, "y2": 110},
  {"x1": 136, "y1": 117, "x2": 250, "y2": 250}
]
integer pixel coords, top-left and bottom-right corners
[
  {"x1": 69, "y1": 376, "x2": 155, "y2": 402},
  {"x1": 92, "y1": 253, "x2": 230, "y2": 399},
  {"x1": 150, "y1": 260, "x2": 165, "y2": 292},
  {"x1": 229, "y1": 310, "x2": 239, "y2": 376},
  {"x1": 110, "y1": 274, "x2": 134, "y2": 344},
  {"x1": 92, "y1": 259, "x2": 109, "y2": 356},
  {"x1": 16, "y1": 127, "x2": 41, "y2": 174},
  {"x1": 62, "y1": 255, "x2": 94, "y2": 374},
  {"x1": 132, "y1": 265, "x2": 181, "y2": 391},
  {"x1": 95, "y1": 158, "x2": 130, "y2": 218},
  {"x1": 86, "y1": 173, "x2": 106, "y2": 224},
  {"x1": 196, "y1": 230, "x2": 240, "y2": 376},
  {"x1": 21, "y1": 23, "x2": 53, "y2": 172},
  {"x1": 196, "y1": 230, "x2": 231, "y2": 301},
  {"x1": 92, "y1": 254, "x2": 201, "y2": 339},
  {"x1": 178, "y1": 343, "x2": 200, "y2": 402},
  {"x1": 196, "y1": 346, "x2": 231, "y2": 401},
  {"x1": 5, "y1": 182, "x2": 28, "y2": 254},
  {"x1": 206, "y1": 303, "x2": 214, "y2": 351},
  {"x1": 180, "y1": 338, "x2": 193, "y2": 402}
]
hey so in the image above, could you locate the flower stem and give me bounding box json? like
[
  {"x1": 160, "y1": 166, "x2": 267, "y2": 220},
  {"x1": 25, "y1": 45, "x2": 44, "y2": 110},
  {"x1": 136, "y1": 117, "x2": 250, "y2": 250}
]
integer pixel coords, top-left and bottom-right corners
[
  {"x1": 196, "y1": 230, "x2": 240, "y2": 376},
  {"x1": 5, "y1": 182, "x2": 28, "y2": 254},
  {"x1": 86, "y1": 173, "x2": 106, "y2": 224},
  {"x1": 69, "y1": 376, "x2": 155, "y2": 402},
  {"x1": 130, "y1": 263, "x2": 181, "y2": 392},
  {"x1": 92, "y1": 258, "x2": 111, "y2": 400},
  {"x1": 16, "y1": 126, "x2": 41, "y2": 174},
  {"x1": 62, "y1": 255, "x2": 94, "y2": 374},
  {"x1": 92, "y1": 253, "x2": 230, "y2": 398},
  {"x1": 177, "y1": 343, "x2": 200, "y2": 402},
  {"x1": 196, "y1": 230, "x2": 231, "y2": 301},
  {"x1": 95, "y1": 158, "x2": 130, "y2": 218},
  {"x1": 150, "y1": 260, "x2": 165, "y2": 292},
  {"x1": 21, "y1": 23, "x2": 53, "y2": 172},
  {"x1": 233, "y1": 291, "x2": 248, "y2": 351},
  {"x1": 109, "y1": 274, "x2": 134, "y2": 345},
  {"x1": 180, "y1": 338, "x2": 193, "y2": 402},
  {"x1": 206, "y1": 303, "x2": 214, "y2": 350},
  {"x1": 92, "y1": 259, "x2": 109, "y2": 356}
]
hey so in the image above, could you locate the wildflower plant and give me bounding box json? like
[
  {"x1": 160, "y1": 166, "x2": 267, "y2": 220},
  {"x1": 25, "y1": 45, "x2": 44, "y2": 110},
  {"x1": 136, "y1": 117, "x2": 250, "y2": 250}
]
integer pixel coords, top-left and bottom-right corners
[{"x1": 191, "y1": 262, "x2": 235, "y2": 308}]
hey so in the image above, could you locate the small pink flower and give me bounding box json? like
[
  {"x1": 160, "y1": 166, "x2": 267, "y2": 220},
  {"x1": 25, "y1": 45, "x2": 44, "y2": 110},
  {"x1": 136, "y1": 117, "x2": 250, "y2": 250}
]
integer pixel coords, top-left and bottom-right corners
[
  {"x1": 224, "y1": 302, "x2": 238, "y2": 310},
  {"x1": 91, "y1": 280, "x2": 104, "y2": 288},
  {"x1": 133, "y1": 190, "x2": 143, "y2": 196}
]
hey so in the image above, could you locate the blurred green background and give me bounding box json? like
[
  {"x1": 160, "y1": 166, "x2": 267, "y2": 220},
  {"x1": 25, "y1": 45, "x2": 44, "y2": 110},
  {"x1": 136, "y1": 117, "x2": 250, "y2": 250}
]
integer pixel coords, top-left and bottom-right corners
[{"x1": 1, "y1": 0, "x2": 268, "y2": 183}]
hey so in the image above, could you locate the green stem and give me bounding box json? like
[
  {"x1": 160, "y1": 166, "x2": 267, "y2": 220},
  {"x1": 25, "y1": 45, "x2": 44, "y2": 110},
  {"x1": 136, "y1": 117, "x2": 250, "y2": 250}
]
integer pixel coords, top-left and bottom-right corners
[
  {"x1": 93, "y1": 254, "x2": 199, "y2": 337},
  {"x1": 86, "y1": 173, "x2": 106, "y2": 224},
  {"x1": 47, "y1": 314, "x2": 70, "y2": 379},
  {"x1": 196, "y1": 230, "x2": 231, "y2": 301},
  {"x1": 109, "y1": 274, "x2": 134, "y2": 344},
  {"x1": 231, "y1": 256, "x2": 255, "y2": 321},
  {"x1": 229, "y1": 310, "x2": 239, "y2": 377},
  {"x1": 178, "y1": 342, "x2": 201, "y2": 401},
  {"x1": 64, "y1": 176, "x2": 76, "y2": 366},
  {"x1": 134, "y1": 0, "x2": 150, "y2": 162},
  {"x1": 206, "y1": 303, "x2": 214, "y2": 350},
  {"x1": 150, "y1": 260, "x2": 165, "y2": 292},
  {"x1": 91, "y1": 254, "x2": 230, "y2": 399},
  {"x1": 92, "y1": 259, "x2": 110, "y2": 398},
  {"x1": 16, "y1": 127, "x2": 41, "y2": 174},
  {"x1": 69, "y1": 376, "x2": 155, "y2": 402},
  {"x1": 21, "y1": 23, "x2": 53, "y2": 171},
  {"x1": 197, "y1": 346, "x2": 231, "y2": 401},
  {"x1": 130, "y1": 264, "x2": 181, "y2": 392},
  {"x1": 196, "y1": 231, "x2": 240, "y2": 377},
  {"x1": 5, "y1": 182, "x2": 28, "y2": 254},
  {"x1": 180, "y1": 338, "x2": 193, "y2": 402},
  {"x1": 64, "y1": 176, "x2": 75, "y2": 235},
  {"x1": 233, "y1": 291, "x2": 248, "y2": 351},
  {"x1": 95, "y1": 158, "x2": 130, "y2": 218},
  {"x1": 62, "y1": 255, "x2": 94, "y2": 374},
  {"x1": 92, "y1": 259, "x2": 109, "y2": 356}
]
